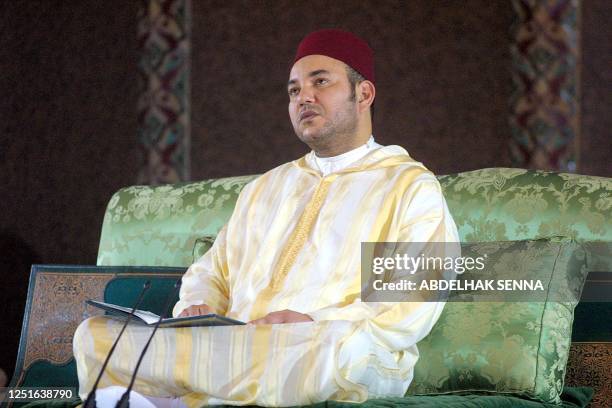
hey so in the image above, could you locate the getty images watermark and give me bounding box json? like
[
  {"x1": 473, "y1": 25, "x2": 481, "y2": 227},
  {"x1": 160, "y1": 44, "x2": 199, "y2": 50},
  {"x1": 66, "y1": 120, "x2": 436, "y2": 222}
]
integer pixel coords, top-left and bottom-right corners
[{"x1": 360, "y1": 241, "x2": 611, "y2": 302}]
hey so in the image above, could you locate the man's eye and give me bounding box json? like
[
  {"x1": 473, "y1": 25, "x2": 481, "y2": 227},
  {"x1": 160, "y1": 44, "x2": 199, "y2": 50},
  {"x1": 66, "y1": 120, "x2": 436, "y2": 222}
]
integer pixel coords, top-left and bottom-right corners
[
  {"x1": 315, "y1": 78, "x2": 328, "y2": 85},
  {"x1": 288, "y1": 88, "x2": 299, "y2": 96}
]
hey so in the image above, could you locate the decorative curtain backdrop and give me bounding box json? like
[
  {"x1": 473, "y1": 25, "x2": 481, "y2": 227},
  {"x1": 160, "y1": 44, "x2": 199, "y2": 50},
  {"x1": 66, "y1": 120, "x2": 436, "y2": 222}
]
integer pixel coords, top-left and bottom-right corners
[
  {"x1": 134, "y1": 1, "x2": 582, "y2": 180},
  {"x1": 137, "y1": 0, "x2": 191, "y2": 184},
  {"x1": 510, "y1": 0, "x2": 581, "y2": 172}
]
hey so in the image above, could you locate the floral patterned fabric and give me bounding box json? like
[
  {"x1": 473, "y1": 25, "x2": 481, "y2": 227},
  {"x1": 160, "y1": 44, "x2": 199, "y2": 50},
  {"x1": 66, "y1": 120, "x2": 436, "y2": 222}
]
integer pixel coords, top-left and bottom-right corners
[
  {"x1": 98, "y1": 169, "x2": 611, "y2": 267},
  {"x1": 96, "y1": 168, "x2": 610, "y2": 402},
  {"x1": 406, "y1": 239, "x2": 588, "y2": 403},
  {"x1": 438, "y1": 168, "x2": 611, "y2": 274},
  {"x1": 97, "y1": 175, "x2": 257, "y2": 266},
  {"x1": 438, "y1": 168, "x2": 611, "y2": 243}
]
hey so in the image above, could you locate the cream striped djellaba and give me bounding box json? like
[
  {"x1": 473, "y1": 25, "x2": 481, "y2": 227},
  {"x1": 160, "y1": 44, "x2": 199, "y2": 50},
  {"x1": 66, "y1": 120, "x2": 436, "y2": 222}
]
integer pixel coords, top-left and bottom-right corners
[{"x1": 73, "y1": 144, "x2": 459, "y2": 407}]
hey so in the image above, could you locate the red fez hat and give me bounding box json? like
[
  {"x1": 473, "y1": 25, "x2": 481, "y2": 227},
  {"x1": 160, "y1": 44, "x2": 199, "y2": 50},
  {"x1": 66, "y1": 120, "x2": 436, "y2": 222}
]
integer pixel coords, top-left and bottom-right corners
[{"x1": 294, "y1": 29, "x2": 375, "y2": 84}]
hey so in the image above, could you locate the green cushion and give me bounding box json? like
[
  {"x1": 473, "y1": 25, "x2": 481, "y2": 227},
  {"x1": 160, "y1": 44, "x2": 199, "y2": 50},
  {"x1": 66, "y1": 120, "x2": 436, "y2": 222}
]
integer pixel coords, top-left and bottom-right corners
[
  {"x1": 97, "y1": 176, "x2": 257, "y2": 266},
  {"x1": 406, "y1": 239, "x2": 588, "y2": 403}
]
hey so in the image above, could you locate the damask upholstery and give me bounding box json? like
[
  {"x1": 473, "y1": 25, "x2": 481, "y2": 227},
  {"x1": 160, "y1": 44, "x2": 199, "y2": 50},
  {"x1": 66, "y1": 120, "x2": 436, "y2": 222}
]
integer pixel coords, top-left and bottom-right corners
[
  {"x1": 439, "y1": 168, "x2": 610, "y2": 243},
  {"x1": 93, "y1": 168, "x2": 610, "y2": 405},
  {"x1": 97, "y1": 175, "x2": 257, "y2": 267},
  {"x1": 406, "y1": 239, "x2": 588, "y2": 403},
  {"x1": 9, "y1": 168, "x2": 609, "y2": 407},
  {"x1": 98, "y1": 168, "x2": 611, "y2": 267}
]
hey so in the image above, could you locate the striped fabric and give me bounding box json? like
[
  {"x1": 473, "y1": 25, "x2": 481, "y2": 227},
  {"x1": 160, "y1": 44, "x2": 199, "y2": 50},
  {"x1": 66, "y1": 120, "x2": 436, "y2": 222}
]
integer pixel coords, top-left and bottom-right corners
[{"x1": 74, "y1": 145, "x2": 459, "y2": 406}]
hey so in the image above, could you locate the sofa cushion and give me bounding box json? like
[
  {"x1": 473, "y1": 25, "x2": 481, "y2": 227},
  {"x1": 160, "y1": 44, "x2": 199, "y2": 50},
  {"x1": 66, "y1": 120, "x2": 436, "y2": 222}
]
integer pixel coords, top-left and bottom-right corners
[{"x1": 406, "y1": 239, "x2": 588, "y2": 403}]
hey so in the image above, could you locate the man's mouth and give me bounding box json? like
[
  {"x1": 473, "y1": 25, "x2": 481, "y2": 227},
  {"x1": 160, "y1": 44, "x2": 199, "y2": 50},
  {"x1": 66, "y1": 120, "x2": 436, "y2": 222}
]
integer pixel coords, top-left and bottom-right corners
[{"x1": 299, "y1": 110, "x2": 318, "y2": 122}]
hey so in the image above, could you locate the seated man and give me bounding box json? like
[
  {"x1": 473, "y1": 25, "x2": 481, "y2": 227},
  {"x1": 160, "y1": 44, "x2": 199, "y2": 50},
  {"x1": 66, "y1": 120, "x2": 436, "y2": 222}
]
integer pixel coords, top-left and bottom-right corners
[{"x1": 73, "y1": 29, "x2": 459, "y2": 407}]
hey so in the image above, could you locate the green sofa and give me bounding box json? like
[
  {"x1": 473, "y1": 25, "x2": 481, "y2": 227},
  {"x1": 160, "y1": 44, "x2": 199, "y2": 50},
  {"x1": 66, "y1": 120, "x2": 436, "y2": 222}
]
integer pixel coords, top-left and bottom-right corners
[{"x1": 8, "y1": 168, "x2": 611, "y2": 407}]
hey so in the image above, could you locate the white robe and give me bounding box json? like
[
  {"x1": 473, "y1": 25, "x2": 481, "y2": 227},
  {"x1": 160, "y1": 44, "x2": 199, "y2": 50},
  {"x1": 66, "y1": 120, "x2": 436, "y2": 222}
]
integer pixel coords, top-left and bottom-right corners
[{"x1": 74, "y1": 140, "x2": 459, "y2": 407}]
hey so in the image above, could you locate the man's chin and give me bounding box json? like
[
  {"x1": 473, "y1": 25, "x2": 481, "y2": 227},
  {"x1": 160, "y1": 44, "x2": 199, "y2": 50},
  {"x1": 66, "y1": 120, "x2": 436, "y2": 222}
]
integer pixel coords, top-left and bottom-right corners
[{"x1": 297, "y1": 127, "x2": 326, "y2": 144}]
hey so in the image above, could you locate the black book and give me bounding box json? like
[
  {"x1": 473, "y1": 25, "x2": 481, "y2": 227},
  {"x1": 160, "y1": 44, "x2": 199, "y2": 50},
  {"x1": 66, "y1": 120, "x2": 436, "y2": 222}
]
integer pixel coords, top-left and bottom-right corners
[{"x1": 86, "y1": 300, "x2": 245, "y2": 328}]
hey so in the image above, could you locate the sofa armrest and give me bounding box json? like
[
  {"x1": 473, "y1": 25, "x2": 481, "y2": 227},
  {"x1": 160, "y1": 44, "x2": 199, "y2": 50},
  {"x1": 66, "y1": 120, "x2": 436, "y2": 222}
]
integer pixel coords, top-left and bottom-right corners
[{"x1": 9, "y1": 265, "x2": 184, "y2": 395}]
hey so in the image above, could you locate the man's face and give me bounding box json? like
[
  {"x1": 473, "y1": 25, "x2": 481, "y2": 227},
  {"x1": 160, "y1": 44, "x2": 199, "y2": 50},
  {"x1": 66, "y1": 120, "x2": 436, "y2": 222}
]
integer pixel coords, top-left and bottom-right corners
[{"x1": 288, "y1": 55, "x2": 359, "y2": 155}]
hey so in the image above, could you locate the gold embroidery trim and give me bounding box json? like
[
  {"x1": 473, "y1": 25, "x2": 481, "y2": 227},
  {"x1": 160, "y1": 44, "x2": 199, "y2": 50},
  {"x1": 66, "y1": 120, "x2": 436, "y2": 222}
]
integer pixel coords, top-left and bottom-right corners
[{"x1": 271, "y1": 176, "x2": 336, "y2": 289}]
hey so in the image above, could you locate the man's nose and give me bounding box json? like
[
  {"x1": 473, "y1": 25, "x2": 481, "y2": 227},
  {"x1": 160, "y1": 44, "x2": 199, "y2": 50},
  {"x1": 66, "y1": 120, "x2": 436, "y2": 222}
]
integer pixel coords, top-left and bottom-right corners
[{"x1": 297, "y1": 86, "x2": 315, "y2": 105}]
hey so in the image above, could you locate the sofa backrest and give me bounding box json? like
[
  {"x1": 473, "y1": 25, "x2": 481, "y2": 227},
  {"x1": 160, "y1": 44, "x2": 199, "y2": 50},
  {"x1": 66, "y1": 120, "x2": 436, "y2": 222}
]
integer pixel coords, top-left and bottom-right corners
[
  {"x1": 97, "y1": 168, "x2": 611, "y2": 267},
  {"x1": 438, "y1": 168, "x2": 611, "y2": 242},
  {"x1": 97, "y1": 175, "x2": 258, "y2": 267}
]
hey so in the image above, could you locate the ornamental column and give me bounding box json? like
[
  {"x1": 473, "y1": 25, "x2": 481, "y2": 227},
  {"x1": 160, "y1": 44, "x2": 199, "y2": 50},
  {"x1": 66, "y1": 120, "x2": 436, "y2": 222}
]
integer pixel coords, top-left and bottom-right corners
[
  {"x1": 137, "y1": 0, "x2": 191, "y2": 184},
  {"x1": 509, "y1": 0, "x2": 581, "y2": 172}
]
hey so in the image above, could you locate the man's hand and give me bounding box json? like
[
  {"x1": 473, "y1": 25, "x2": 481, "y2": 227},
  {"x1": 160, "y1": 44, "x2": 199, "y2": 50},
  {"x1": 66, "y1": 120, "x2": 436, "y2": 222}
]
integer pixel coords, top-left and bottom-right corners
[
  {"x1": 178, "y1": 304, "x2": 213, "y2": 317},
  {"x1": 249, "y1": 309, "x2": 313, "y2": 325}
]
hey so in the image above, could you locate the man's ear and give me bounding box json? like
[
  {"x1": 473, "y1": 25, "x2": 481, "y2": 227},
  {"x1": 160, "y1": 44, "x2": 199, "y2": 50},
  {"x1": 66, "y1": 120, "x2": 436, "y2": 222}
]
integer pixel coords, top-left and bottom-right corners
[{"x1": 357, "y1": 80, "x2": 375, "y2": 112}]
